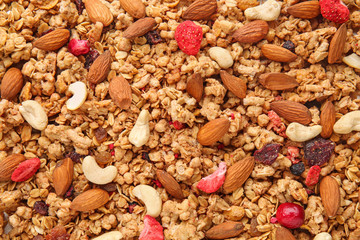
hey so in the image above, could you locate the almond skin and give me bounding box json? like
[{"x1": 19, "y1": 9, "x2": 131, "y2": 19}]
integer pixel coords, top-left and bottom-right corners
[
  {"x1": 220, "y1": 70, "x2": 247, "y2": 98},
  {"x1": 1, "y1": 68, "x2": 23, "y2": 100},
  {"x1": 70, "y1": 189, "x2": 109, "y2": 212},
  {"x1": 232, "y1": 20, "x2": 269, "y2": 43},
  {"x1": 186, "y1": 73, "x2": 203, "y2": 102},
  {"x1": 109, "y1": 76, "x2": 132, "y2": 109},
  {"x1": 258, "y1": 73, "x2": 299, "y2": 90},
  {"x1": 320, "y1": 176, "x2": 340, "y2": 218},
  {"x1": 0, "y1": 154, "x2": 26, "y2": 182},
  {"x1": 183, "y1": 0, "x2": 217, "y2": 20},
  {"x1": 87, "y1": 50, "x2": 112, "y2": 84},
  {"x1": 287, "y1": 1, "x2": 321, "y2": 19},
  {"x1": 156, "y1": 170, "x2": 184, "y2": 199},
  {"x1": 270, "y1": 100, "x2": 312, "y2": 125},
  {"x1": 33, "y1": 29, "x2": 70, "y2": 51},
  {"x1": 53, "y1": 158, "x2": 74, "y2": 196},
  {"x1": 85, "y1": 0, "x2": 113, "y2": 26},
  {"x1": 123, "y1": 17, "x2": 157, "y2": 39},
  {"x1": 320, "y1": 101, "x2": 336, "y2": 138},
  {"x1": 119, "y1": 0, "x2": 146, "y2": 19},
  {"x1": 223, "y1": 156, "x2": 255, "y2": 194},
  {"x1": 261, "y1": 44, "x2": 298, "y2": 62},
  {"x1": 197, "y1": 118, "x2": 230, "y2": 146},
  {"x1": 328, "y1": 23, "x2": 347, "y2": 64},
  {"x1": 274, "y1": 227, "x2": 296, "y2": 240},
  {"x1": 205, "y1": 222, "x2": 244, "y2": 239}
]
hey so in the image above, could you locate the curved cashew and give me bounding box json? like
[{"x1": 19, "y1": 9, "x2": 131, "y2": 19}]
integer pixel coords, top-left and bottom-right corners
[
  {"x1": 286, "y1": 122, "x2": 322, "y2": 142},
  {"x1": 343, "y1": 53, "x2": 360, "y2": 70},
  {"x1": 128, "y1": 110, "x2": 150, "y2": 147},
  {"x1": 208, "y1": 47, "x2": 233, "y2": 69},
  {"x1": 313, "y1": 232, "x2": 332, "y2": 240},
  {"x1": 92, "y1": 231, "x2": 123, "y2": 240},
  {"x1": 333, "y1": 111, "x2": 360, "y2": 134},
  {"x1": 66, "y1": 81, "x2": 87, "y2": 110},
  {"x1": 132, "y1": 185, "x2": 162, "y2": 217},
  {"x1": 244, "y1": 0, "x2": 282, "y2": 21},
  {"x1": 82, "y1": 156, "x2": 117, "y2": 185},
  {"x1": 19, "y1": 100, "x2": 48, "y2": 131}
]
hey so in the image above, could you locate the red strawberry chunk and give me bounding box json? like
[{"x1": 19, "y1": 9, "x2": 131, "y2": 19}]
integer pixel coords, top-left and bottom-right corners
[
  {"x1": 11, "y1": 158, "x2": 41, "y2": 182},
  {"x1": 139, "y1": 215, "x2": 164, "y2": 240},
  {"x1": 175, "y1": 21, "x2": 203, "y2": 56},
  {"x1": 197, "y1": 162, "x2": 227, "y2": 193},
  {"x1": 319, "y1": 0, "x2": 349, "y2": 23},
  {"x1": 287, "y1": 146, "x2": 300, "y2": 164},
  {"x1": 305, "y1": 165, "x2": 321, "y2": 187}
]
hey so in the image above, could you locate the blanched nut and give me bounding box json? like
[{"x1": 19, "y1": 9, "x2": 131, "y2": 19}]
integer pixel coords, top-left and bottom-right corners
[
  {"x1": 128, "y1": 110, "x2": 150, "y2": 147},
  {"x1": 208, "y1": 47, "x2": 234, "y2": 69},
  {"x1": 19, "y1": 100, "x2": 48, "y2": 131},
  {"x1": 92, "y1": 231, "x2": 123, "y2": 240},
  {"x1": 82, "y1": 156, "x2": 117, "y2": 185},
  {"x1": 333, "y1": 111, "x2": 360, "y2": 134},
  {"x1": 132, "y1": 185, "x2": 162, "y2": 217},
  {"x1": 66, "y1": 81, "x2": 87, "y2": 110},
  {"x1": 343, "y1": 53, "x2": 360, "y2": 70},
  {"x1": 286, "y1": 122, "x2": 322, "y2": 142},
  {"x1": 313, "y1": 232, "x2": 332, "y2": 240},
  {"x1": 244, "y1": 0, "x2": 282, "y2": 21}
]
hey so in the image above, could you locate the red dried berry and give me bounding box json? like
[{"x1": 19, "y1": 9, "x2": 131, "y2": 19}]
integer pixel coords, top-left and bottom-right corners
[
  {"x1": 197, "y1": 162, "x2": 227, "y2": 193},
  {"x1": 304, "y1": 137, "x2": 335, "y2": 166},
  {"x1": 11, "y1": 158, "x2": 41, "y2": 182},
  {"x1": 174, "y1": 21, "x2": 203, "y2": 56},
  {"x1": 287, "y1": 146, "x2": 300, "y2": 164},
  {"x1": 268, "y1": 110, "x2": 286, "y2": 137},
  {"x1": 64, "y1": 186, "x2": 74, "y2": 198},
  {"x1": 139, "y1": 215, "x2": 164, "y2": 240},
  {"x1": 128, "y1": 202, "x2": 137, "y2": 213},
  {"x1": 153, "y1": 179, "x2": 163, "y2": 188},
  {"x1": 305, "y1": 165, "x2": 321, "y2": 186},
  {"x1": 172, "y1": 120, "x2": 186, "y2": 130},
  {"x1": 68, "y1": 39, "x2": 90, "y2": 56},
  {"x1": 276, "y1": 202, "x2": 305, "y2": 229},
  {"x1": 254, "y1": 143, "x2": 281, "y2": 165}
]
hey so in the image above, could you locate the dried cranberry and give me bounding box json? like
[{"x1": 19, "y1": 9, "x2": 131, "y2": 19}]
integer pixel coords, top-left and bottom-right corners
[
  {"x1": 290, "y1": 162, "x2": 305, "y2": 176},
  {"x1": 153, "y1": 179, "x2": 162, "y2": 188},
  {"x1": 46, "y1": 225, "x2": 70, "y2": 240},
  {"x1": 142, "y1": 152, "x2": 150, "y2": 161},
  {"x1": 68, "y1": 39, "x2": 90, "y2": 56},
  {"x1": 276, "y1": 202, "x2": 304, "y2": 229},
  {"x1": 65, "y1": 152, "x2": 82, "y2": 163},
  {"x1": 305, "y1": 165, "x2": 321, "y2": 186},
  {"x1": 84, "y1": 50, "x2": 100, "y2": 69},
  {"x1": 74, "y1": 0, "x2": 85, "y2": 14},
  {"x1": 304, "y1": 137, "x2": 335, "y2": 166},
  {"x1": 128, "y1": 202, "x2": 137, "y2": 213},
  {"x1": 64, "y1": 186, "x2": 74, "y2": 198},
  {"x1": 282, "y1": 40, "x2": 295, "y2": 52},
  {"x1": 34, "y1": 201, "x2": 48, "y2": 216},
  {"x1": 145, "y1": 30, "x2": 163, "y2": 45},
  {"x1": 254, "y1": 143, "x2": 281, "y2": 165},
  {"x1": 99, "y1": 183, "x2": 117, "y2": 192},
  {"x1": 94, "y1": 126, "x2": 108, "y2": 143},
  {"x1": 172, "y1": 121, "x2": 186, "y2": 130}
]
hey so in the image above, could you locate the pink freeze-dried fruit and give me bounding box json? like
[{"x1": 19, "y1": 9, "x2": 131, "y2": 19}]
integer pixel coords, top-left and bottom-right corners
[
  {"x1": 68, "y1": 39, "x2": 90, "y2": 56},
  {"x1": 139, "y1": 215, "x2": 164, "y2": 240},
  {"x1": 174, "y1": 20, "x2": 203, "y2": 56},
  {"x1": 197, "y1": 162, "x2": 227, "y2": 193},
  {"x1": 305, "y1": 165, "x2": 321, "y2": 186},
  {"x1": 287, "y1": 146, "x2": 300, "y2": 164},
  {"x1": 319, "y1": 0, "x2": 349, "y2": 23},
  {"x1": 11, "y1": 158, "x2": 41, "y2": 182}
]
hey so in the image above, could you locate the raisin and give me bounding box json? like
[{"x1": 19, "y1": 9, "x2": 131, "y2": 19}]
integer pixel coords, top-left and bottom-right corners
[
  {"x1": 84, "y1": 50, "x2": 100, "y2": 69},
  {"x1": 94, "y1": 151, "x2": 112, "y2": 165},
  {"x1": 34, "y1": 201, "x2": 48, "y2": 215},
  {"x1": 45, "y1": 225, "x2": 70, "y2": 240},
  {"x1": 249, "y1": 217, "x2": 262, "y2": 237},
  {"x1": 128, "y1": 202, "x2": 137, "y2": 213},
  {"x1": 64, "y1": 186, "x2": 74, "y2": 198},
  {"x1": 153, "y1": 179, "x2": 162, "y2": 188},
  {"x1": 99, "y1": 183, "x2": 117, "y2": 192},
  {"x1": 74, "y1": 0, "x2": 85, "y2": 14},
  {"x1": 65, "y1": 152, "x2": 82, "y2": 163},
  {"x1": 290, "y1": 162, "x2": 305, "y2": 176},
  {"x1": 254, "y1": 143, "x2": 281, "y2": 165},
  {"x1": 304, "y1": 137, "x2": 335, "y2": 166},
  {"x1": 94, "y1": 126, "x2": 107, "y2": 143},
  {"x1": 282, "y1": 40, "x2": 295, "y2": 52},
  {"x1": 145, "y1": 30, "x2": 163, "y2": 45},
  {"x1": 142, "y1": 152, "x2": 150, "y2": 161},
  {"x1": 172, "y1": 120, "x2": 186, "y2": 130}
]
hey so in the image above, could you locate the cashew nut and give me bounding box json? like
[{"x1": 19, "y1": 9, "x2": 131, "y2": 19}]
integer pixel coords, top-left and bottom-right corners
[
  {"x1": 286, "y1": 122, "x2": 322, "y2": 142},
  {"x1": 333, "y1": 111, "x2": 360, "y2": 134},
  {"x1": 92, "y1": 231, "x2": 123, "y2": 240},
  {"x1": 313, "y1": 232, "x2": 332, "y2": 240},
  {"x1": 128, "y1": 110, "x2": 150, "y2": 147},
  {"x1": 82, "y1": 156, "x2": 117, "y2": 185},
  {"x1": 66, "y1": 81, "x2": 87, "y2": 110},
  {"x1": 244, "y1": 0, "x2": 282, "y2": 21},
  {"x1": 343, "y1": 53, "x2": 360, "y2": 70},
  {"x1": 132, "y1": 185, "x2": 162, "y2": 217},
  {"x1": 19, "y1": 100, "x2": 48, "y2": 131},
  {"x1": 208, "y1": 47, "x2": 234, "y2": 69}
]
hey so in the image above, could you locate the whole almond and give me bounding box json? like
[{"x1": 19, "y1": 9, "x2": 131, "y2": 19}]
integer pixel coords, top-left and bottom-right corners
[
  {"x1": 85, "y1": 0, "x2": 113, "y2": 26},
  {"x1": 0, "y1": 154, "x2": 26, "y2": 182},
  {"x1": 232, "y1": 20, "x2": 269, "y2": 43},
  {"x1": 320, "y1": 176, "x2": 340, "y2": 218},
  {"x1": 274, "y1": 227, "x2": 296, "y2": 240},
  {"x1": 87, "y1": 50, "x2": 112, "y2": 84},
  {"x1": 1, "y1": 68, "x2": 23, "y2": 100},
  {"x1": 53, "y1": 158, "x2": 74, "y2": 196},
  {"x1": 205, "y1": 222, "x2": 244, "y2": 239},
  {"x1": 156, "y1": 170, "x2": 184, "y2": 199},
  {"x1": 223, "y1": 156, "x2": 255, "y2": 194},
  {"x1": 109, "y1": 76, "x2": 132, "y2": 109},
  {"x1": 197, "y1": 118, "x2": 230, "y2": 146},
  {"x1": 119, "y1": 0, "x2": 146, "y2": 19},
  {"x1": 123, "y1": 17, "x2": 157, "y2": 39},
  {"x1": 261, "y1": 44, "x2": 297, "y2": 62},
  {"x1": 287, "y1": 1, "x2": 320, "y2": 19},
  {"x1": 183, "y1": 0, "x2": 217, "y2": 20},
  {"x1": 320, "y1": 101, "x2": 336, "y2": 138},
  {"x1": 270, "y1": 100, "x2": 312, "y2": 125},
  {"x1": 259, "y1": 73, "x2": 299, "y2": 90},
  {"x1": 328, "y1": 23, "x2": 347, "y2": 64},
  {"x1": 70, "y1": 189, "x2": 109, "y2": 212},
  {"x1": 33, "y1": 29, "x2": 70, "y2": 51},
  {"x1": 186, "y1": 73, "x2": 203, "y2": 102},
  {"x1": 220, "y1": 70, "x2": 247, "y2": 98}
]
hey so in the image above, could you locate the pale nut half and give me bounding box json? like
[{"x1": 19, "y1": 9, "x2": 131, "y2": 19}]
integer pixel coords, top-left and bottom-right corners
[
  {"x1": 128, "y1": 110, "x2": 150, "y2": 147},
  {"x1": 208, "y1": 47, "x2": 233, "y2": 69},
  {"x1": 92, "y1": 231, "x2": 123, "y2": 240},
  {"x1": 19, "y1": 100, "x2": 48, "y2": 131},
  {"x1": 132, "y1": 185, "x2": 162, "y2": 217},
  {"x1": 333, "y1": 111, "x2": 360, "y2": 134},
  {"x1": 66, "y1": 81, "x2": 87, "y2": 110},
  {"x1": 286, "y1": 122, "x2": 322, "y2": 142},
  {"x1": 244, "y1": 0, "x2": 281, "y2": 21},
  {"x1": 343, "y1": 53, "x2": 360, "y2": 70},
  {"x1": 82, "y1": 156, "x2": 117, "y2": 185},
  {"x1": 313, "y1": 232, "x2": 332, "y2": 240}
]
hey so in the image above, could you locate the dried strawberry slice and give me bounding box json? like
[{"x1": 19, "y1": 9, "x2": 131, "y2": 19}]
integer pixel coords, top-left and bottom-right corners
[
  {"x1": 197, "y1": 162, "x2": 227, "y2": 193},
  {"x1": 139, "y1": 215, "x2": 164, "y2": 240}
]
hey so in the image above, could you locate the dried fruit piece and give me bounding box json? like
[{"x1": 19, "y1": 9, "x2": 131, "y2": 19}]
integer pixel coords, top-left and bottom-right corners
[
  {"x1": 94, "y1": 126, "x2": 108, "y2": 143},
  {"x1": 11, "y1": 158, "x2": 41, "y2": 182},
  {"x1": 84, "y1": 50, "x2": 100, "y2": 69},
  {"x1": 282, "y1": 40, "x2": 296, "y2": 52},
  {"x1": 45, "y1": 225, "x2": 70, "y2": 240},
  {"x1": 145, "y1": 30, "x2": 163, "y2": 45},
  {"x1": 34, "y1": 201, "x2": 48, "y2": 215},
  {"x1": 305, "y1": 165, "x2": 321, "y2": 186},
  {"x1": 304, "y1": 137, "x2": 335, "y2": 166},
  {"x1": 139, "y1": 215, "x2": 164, "y2": 240},
  {"x1": 268, "y1": 110, "x2": 286, "y2": 137},
  {"x1": 75, "y1": 0, "x2": 85, "y2": 14},
  {"x1": 94, "y1": 151, "x2": 112, "y2": 165},
  {"x1": 290, "y1": 162, "x2": 305, "y2": 176},
  {"x1": 68, "y1": 39, "x2": 90, "y2": 56},
  {"x1": 319, "y1": 0, "x2": 349, "y2": 23},
  {"x1": 276, "y1": 203, "x2": 305, "y2": 229},
  {"x1": 175, "y1": 21, "x2": 203, "y2": 56},
  {"x1": 254, "y1": 143, "x2": 280, "y2": 165},
  {"x1": 287, "y1": 146, "x2": 300, "y2": 164},
  {"x1": 197, "y1": 162, "x2": 227, "y2": 193}
]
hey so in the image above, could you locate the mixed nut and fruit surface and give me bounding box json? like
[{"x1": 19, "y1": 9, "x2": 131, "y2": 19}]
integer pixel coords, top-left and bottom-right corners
[{"x1": 1, "y1": 0, "x2": 360, "y2": 239}]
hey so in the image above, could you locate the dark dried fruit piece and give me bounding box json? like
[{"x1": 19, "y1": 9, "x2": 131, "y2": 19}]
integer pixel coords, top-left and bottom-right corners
[
  {"x1": 128, "y1": 202, "x2": 137, "y2": 213},
  {"x1": 145, "y1": 30, "x2": 163, "y2": 45},
  {"x1": 249, "y1": 217, "x2": 262, "y2": 237},
  {"x1": 99, "y1": 183, "x2": 117, "y2": 192},
  {"x1": 282, "y1": 40, "x2": 295, "y2": 52},
  {"x1": 34, "y1": 201, "x2": 48, "y2": 216},
  {"x1": 75, "y1": 0, "x2": 85, "y2": 14},
  {"x1": 254, "y1": 143, "x2": 281, "y2": 165},
  {"x1": 64, "y1": 186, "x2": 74, "y2": 198},
  {"x1": 94, "y1": 151, "x2": 112, "y2": 165},
  {"x1": 65, "y1": 152, "x2": 82, "y2": 163},
  {"x1": 45, "y1": 225, "x2": 70, "y2": 240},
  {"x1": 304, "y1": 137, "x2": 335, "y2": 166},
  {"x1": 94, "y1": 126, "x2": 107, "y2": 143},
  {"x1": 84, "y1": 49, "x2": 100, "y2": 69},
  {"x1": 142, "y1": 152, "x2": 150, "y2": 161},
  {"x1": 290, "y1": 162, "x2": 305, "y2": 176}
]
